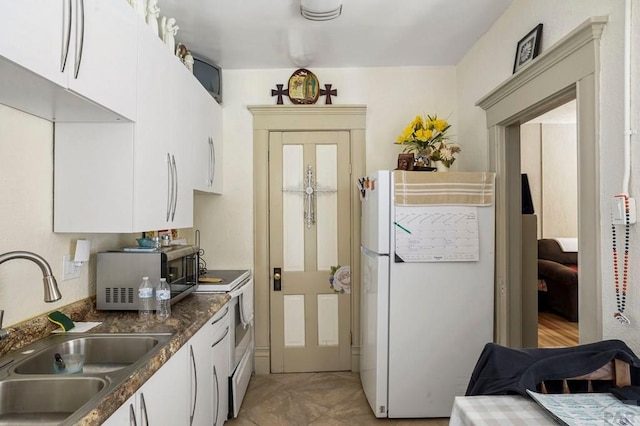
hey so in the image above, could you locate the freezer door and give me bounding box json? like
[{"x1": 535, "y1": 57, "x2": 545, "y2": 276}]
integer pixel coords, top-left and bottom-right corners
[
  {"x1": 360, "y1": 171, "x2": 391, "y2": 254},
  {"x1": 360, "y1": 246, "x2": 390, "y2": 417}
]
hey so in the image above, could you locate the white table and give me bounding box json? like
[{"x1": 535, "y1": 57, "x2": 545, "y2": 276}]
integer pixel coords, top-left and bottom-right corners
[{"x1": 449, "y1": 395, "x2": 557, "y2": 425}]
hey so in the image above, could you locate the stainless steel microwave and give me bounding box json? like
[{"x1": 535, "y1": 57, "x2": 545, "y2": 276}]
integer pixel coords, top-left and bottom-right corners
[{"x1": 96, "y1": 245, "x2": 199, "y2": 310}]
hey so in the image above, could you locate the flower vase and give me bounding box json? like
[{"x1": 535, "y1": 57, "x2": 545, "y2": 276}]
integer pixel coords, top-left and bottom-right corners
[{"x1": 434, "y1": 161, "x2": 449, "y2": 172}]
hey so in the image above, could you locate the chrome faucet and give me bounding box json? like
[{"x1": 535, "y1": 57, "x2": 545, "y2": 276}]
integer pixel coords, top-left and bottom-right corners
[{"x1": 0, "y1": 251, "x2": 62, "y2": 339}]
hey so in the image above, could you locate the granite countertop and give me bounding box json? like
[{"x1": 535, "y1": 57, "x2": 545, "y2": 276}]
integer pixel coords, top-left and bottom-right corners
[{"x1": 0, "y1": 293, "x2": 230, "y2": 425}]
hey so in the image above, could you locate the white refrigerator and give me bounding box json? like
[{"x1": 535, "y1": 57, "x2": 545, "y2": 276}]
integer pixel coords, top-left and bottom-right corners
[{"x1": 359, "y1": 170, "x2": 495, "y2": 418}]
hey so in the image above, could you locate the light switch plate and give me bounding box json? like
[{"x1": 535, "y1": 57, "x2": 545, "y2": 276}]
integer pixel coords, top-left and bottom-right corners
[
  {"x1": 62, "y1": 255, "x2": 81, "y2": 281},
  {"x1": 611, "y1": 197, "x2": 637, "y2": 225}
]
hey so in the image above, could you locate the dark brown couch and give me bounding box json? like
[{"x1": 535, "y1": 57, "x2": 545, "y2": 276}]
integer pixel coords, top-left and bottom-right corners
[{"x1": 537, "y1": 239, "x2": 578, "y2": 322}]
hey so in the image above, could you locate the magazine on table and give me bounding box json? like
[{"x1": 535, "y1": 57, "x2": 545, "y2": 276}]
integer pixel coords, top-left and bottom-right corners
[{"x1": 527, "y1": 390, "x2": 640, "y2": 426}]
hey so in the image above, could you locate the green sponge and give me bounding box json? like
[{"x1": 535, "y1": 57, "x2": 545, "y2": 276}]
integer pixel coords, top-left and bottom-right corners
[{"x1": 47, "y1": 311, "x2": 75, "y2": 332}]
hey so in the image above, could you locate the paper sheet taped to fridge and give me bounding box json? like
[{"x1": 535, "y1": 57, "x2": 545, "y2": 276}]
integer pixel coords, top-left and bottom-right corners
[{"x1": 394, "y1": 206, "x2": 479, "y2": 262}]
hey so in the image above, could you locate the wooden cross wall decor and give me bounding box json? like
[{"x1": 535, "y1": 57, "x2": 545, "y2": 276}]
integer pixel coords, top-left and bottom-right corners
[
  {"x1": 320, "y1": 84, "x2": 337, "y2": 104},
  {"x1": 272, "y1": 79, "x2": 338, "y2": 104},
  {"x1": 271, "y1": 84, "x2": 289, "y2": 105}
]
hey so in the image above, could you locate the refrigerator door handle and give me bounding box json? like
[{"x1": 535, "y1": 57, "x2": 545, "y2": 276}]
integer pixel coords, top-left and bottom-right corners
[{"x1": 273, "y1": 268, "x2": 281, "y2": 291}]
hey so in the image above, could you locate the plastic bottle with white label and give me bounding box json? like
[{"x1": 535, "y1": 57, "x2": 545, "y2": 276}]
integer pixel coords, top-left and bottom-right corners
[
  {"x1": 156, "y1": 278, "x2": 171, "y2": 319},
  {"x1": 138, "y1": 276, "x2": 154, "y2": 319}
]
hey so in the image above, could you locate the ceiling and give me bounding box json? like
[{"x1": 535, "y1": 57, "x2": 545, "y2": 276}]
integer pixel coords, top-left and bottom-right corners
[{"x1": 157, "y1": 0, "x2": 513, "y2": 70}]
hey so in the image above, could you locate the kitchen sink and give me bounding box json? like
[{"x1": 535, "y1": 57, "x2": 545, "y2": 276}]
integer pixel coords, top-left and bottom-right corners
[
  {"x1": 0, "y1": 332, "x2": 173, "y2": 425},
  {"x1": 14, "y1": 334, "x2": 168, "y2": 375},
  {"x1": 0, "y1": 377, "x2": 107, "y2": 425}
]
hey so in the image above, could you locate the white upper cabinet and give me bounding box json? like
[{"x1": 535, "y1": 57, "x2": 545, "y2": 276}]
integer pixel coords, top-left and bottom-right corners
[
  {"x1": 51, "y1": 3, "x2": 222, "y2": 232},
  {"x1": 0, "y1": 1, "x2": 67, "y2": 87},
  {"x1": 192, "y1": 81, "x2": 223, "y2": 194},
  {"x1": 54, "y1": 24, "x2": 200, "y2": 233},
  {"x1": 67, "y1": 0, "x2": 138, "y2": 121},
  {"x1": 169, "y1": 55, "x2": 196, "y2": 226},
  {"x1": 133, "y1": 25, "x2": 187, "y2": 231},
  {"x1": 0, "y1": 0, "x2": 137, "y2": 122}
]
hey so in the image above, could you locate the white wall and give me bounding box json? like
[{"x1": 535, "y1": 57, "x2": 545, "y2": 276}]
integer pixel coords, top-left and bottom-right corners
[
  {"x1": 194, "y1": 67, "x2": 457, "y2": 269},
  {"x1": 0, "y1": 105, "x2": 132, "y2": 326},
  {"x1": 457, "y1": 0, "x2": 640, "y2": 348},
  {"x1": 521, "y1": 123, "x2": 578, "y2": 239}
]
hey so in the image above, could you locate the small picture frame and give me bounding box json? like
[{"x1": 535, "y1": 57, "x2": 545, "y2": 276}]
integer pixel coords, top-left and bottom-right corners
[
  {"x1": 513, "y1": 24, "x2": 543, "y2": 73},
  {"x1": 396, "y1": 153, "x2": 415, "y2": 171}
]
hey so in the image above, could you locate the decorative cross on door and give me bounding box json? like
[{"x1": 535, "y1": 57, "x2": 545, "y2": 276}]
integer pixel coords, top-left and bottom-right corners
[{"x1": 283, "y1": 165, "x2": 337, "y2": 229}]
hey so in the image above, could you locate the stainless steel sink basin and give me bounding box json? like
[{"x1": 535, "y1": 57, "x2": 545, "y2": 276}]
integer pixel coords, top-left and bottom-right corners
[
  {"x1": 0, "y1": 377, "x2": 106, "y2": 425},
  {"x1": 14, "y1": 334, "x2": 167, "y2": 375},
  {"x1": 0, "y1": 332, "x2": 173, "y2": 425}
]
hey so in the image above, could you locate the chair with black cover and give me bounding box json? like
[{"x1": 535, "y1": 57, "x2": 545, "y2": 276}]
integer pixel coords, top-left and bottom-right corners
[
  {"x1": 465, "y1": 340, "x2": 640, "y2": 397},
  {"x1": 538, "y1": 358, "x2": 630, "y2": 394}
]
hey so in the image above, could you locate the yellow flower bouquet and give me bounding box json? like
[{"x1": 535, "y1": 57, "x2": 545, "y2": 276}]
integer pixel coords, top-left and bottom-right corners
[{"x1": 395, "y1": 114, "x2": 460, "y2": 167}]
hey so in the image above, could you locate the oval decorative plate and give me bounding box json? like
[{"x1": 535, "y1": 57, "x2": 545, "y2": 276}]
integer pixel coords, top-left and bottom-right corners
[{"x1": 287, "y1": 68, "x2": 320, "y2": 104}]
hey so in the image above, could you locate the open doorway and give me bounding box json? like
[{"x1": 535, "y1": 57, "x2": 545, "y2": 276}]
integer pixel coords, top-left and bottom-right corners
[
  {"x1": 476, "y1": 17, "x2": 607, "y2": 348},
  {"x1": 521, "y1": 100, "x2": 580, "y2": 348}
]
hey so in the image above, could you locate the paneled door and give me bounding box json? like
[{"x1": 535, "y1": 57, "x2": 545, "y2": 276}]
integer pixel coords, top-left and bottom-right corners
[{"x1": 269, "y1": 131, "x2": 352, "y2": 373}]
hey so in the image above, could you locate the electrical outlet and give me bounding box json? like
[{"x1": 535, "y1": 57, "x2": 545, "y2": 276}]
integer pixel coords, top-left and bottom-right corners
[
  {"x1": 62, "y1": 255, "x2": 81, "y2": 281},
  {"x1": 611, "y1": 197, "x2": 637, "y2": 225}
]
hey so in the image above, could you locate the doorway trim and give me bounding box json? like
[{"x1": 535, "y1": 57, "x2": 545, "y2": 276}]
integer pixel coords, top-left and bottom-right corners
[
  {"x1": 476, "y1": 17, "x2": 608, "y2": 347},
  {"x1": 249, "y1": 105, "x2": 366, "y2": 374}
]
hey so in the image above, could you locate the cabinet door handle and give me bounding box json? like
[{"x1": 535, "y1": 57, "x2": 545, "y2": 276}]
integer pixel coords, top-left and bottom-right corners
[
  {"x1": 74, "y1": 0, "x2": 85, "y2": 79},
  {"x1": 189, "y1": 345, "x2": 198, "y2": 425},
  {"x1": 207, "y1": 138, "x2": 212, "y2": 186},
  {"x1": 171, "y1": 154, "x2": 178, "y2": 221},
  {"x1": 211, "y1": 307, "x2": 229, "y2": 326},
  {"x1": 129, "y1": 403, "x2": 137, "y2": 426},
  {"x1": 61, "y1": 0, "x2": 72, "y2": 72},
  {"x1": 140, "y1": 393, "x2": 149, "y2": 426},
  {"x1": 212, "y1": 326, "x2": 229, "y2": 348},
  {"x1": 212, "y1": 141, "x2": 216, "y2": 187},
  {"x1": 166, "y1": 153, "x2": 172, "y2": 221},
  {"x1": 213, "y1": 364, "x2": 219, "y2": 426}
]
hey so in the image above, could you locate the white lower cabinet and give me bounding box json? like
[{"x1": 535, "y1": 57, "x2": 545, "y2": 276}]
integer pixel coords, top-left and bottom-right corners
[
  {"x1": 190, "y1": 304, "x2": 230, "y2": 425},
  {"x1": 103, "y1": 344, "x2": 189, "y2": 425},
  {"x1": 104, "y1": 305, "x2": 230, "y2": 425},
  {"x1": 212, "y1": 309, "x2": 231, "y2": 425},
  {"x1": 103, "y1": 393, "x2": 137, "y2": 425}
]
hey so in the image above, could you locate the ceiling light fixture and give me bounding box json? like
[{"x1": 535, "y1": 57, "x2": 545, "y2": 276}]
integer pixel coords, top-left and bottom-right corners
[{"x1": 300, "y1": 0, "x2": 343, "y2": 21}]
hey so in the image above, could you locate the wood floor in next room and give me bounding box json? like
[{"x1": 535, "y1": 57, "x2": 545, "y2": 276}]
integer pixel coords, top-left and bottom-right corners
[
  {"x1": 226, "y1": 372, "x2": 449, "y2": 426},
  {"x1": 538, "y1": 311, "x2": 579, "y2": 348}
]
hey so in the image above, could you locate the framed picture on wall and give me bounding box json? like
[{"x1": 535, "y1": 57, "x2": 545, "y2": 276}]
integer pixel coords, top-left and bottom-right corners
[{"x1": 513, "y1": 24, "x2": 543, "y2": 73}]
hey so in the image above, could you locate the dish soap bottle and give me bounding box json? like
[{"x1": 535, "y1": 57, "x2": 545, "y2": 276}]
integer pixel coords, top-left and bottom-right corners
[
  {"x1": 138, "y1": 276, "x2": 154, "y2": 319},
  {"x1": 156, "y1": 278, "x2": 171, "y2": 319}
]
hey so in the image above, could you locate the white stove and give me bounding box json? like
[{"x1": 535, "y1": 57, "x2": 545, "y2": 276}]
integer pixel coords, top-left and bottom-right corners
[
  {"x1": 195, "y1": 269, "x2": 251, "y2": 293},
  {"x1": 195, "y1": 268, "x2": 254, "y2": 419}
]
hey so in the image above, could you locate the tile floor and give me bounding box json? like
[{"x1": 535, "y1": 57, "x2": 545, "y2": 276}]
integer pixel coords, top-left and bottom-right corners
[{"x1": 226, "y1": 372, "x2": 450, "y2": 425}]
